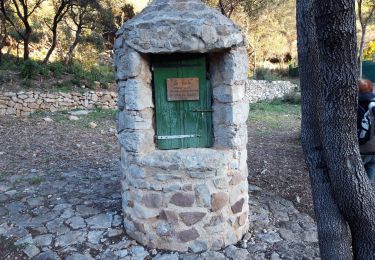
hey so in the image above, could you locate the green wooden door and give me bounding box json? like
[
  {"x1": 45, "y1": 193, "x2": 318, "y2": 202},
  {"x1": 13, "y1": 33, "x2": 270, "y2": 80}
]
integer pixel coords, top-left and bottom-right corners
[{"x1": 153, "y1": 54, "x2": 213, "y2": 150}]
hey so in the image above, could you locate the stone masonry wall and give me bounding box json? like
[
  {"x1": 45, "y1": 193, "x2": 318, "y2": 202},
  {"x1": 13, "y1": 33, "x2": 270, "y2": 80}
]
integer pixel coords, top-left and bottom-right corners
[
  {"x1": 0, "y1": 80, "x2": 297, "y2": 117},
  {"x1": 246, "y1": 80, "x2": 298, "y2": 103},
  {"x1": 117, "y1": 0, "x2": 296, "y2": 252},
  {"x1": 117, "y1": 0, "x2": 244, "y2": 54},
  {"x1": 115, "y1": 37, "x2": 250, "y2": 251},
  {"x1": 121, "y1": 149, "x2": 249, "y2": 253},
  {"x1": 0, "y1": 90, "x2": 117, "y2": 116}
]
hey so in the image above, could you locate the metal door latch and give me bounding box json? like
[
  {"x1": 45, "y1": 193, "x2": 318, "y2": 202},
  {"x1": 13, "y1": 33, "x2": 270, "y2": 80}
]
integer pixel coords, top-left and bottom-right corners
[
  {"x1": 191, "y1": 109, "x2": 213, "y2": 112},
  {"x1": 155, "y1": 135, "x2": 201, "y2": 140}
]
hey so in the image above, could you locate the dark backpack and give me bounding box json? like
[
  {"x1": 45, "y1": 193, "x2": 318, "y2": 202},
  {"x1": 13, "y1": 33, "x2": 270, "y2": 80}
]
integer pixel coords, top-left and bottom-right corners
[{"x1": 358, "y1": 102, "x2": 375, "y2": 153}]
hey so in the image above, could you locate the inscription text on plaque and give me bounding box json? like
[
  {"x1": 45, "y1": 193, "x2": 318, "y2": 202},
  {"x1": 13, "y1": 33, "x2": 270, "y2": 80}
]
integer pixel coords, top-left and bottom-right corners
[{"x1": 166, "y1": 78, "x2": 200, "y2": 101}]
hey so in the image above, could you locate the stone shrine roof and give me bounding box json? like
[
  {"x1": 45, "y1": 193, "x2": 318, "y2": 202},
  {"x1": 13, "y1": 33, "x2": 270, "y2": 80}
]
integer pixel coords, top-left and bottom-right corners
[{"x1": 116, "y1": 0, "x2": 245, "y2": 54}]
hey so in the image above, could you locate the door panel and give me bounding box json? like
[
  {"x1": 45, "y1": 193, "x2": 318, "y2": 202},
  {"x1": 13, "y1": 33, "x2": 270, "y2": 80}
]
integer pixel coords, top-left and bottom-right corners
[{"x1": 153, "y1": 54, "x2": 213, "y2": 149}]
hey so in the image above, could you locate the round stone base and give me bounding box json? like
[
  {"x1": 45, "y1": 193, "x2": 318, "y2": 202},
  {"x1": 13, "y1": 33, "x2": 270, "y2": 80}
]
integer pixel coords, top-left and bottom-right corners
[{"x1": 121, "y1": 148, "x2": 249, "y2": 252}]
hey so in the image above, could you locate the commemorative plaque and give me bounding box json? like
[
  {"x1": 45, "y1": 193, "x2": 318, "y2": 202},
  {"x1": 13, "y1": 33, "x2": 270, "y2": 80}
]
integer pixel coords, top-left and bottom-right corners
[{"x1": 166, "y1": 78, "x2": 200, "y2": 101}]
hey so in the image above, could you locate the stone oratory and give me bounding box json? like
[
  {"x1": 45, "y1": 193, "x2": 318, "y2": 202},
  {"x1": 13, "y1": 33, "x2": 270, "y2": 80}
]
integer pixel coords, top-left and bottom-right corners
[{"x1": 114, "y1": 0, "x2": 249, "y2": 252}]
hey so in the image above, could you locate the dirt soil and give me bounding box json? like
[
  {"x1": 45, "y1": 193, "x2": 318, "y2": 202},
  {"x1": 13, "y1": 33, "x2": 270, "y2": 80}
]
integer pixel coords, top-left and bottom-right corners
[
  {"x1": 247, "y1": 119, "x2": 314, "y2": 217},
  {"x1": 0, "y1": 112, "x2": 314, "y2": 216},
  {"x1": 0, "y1": 114, "x2": 119, "y2": 259},
  {"x1": 0, "y1": 112, "x2": 315, "y2": 258},
  {"x1": 0, "y1": 116, "x2": 119, "y2": 176}
]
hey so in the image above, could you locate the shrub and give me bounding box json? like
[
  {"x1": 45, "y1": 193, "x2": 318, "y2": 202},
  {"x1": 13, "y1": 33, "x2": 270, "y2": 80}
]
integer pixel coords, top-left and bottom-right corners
[
  {"x1": 20, "y1": 60, "x2": 43, "y2": 79},
  {"x1": 20, "y1": 79, "x2": 33, "y2": 88},
  {"x1": 283, "y1": 91, "x2": 301, "y2": 104},
  {"x1": 70, "y1": 75, "x2": 82, "y2": 86},
  {"x1": 47, "y1": 62, "x2": 64, "y2": 78},
  {"x1": 1, "y1": 54, "x2": 115, "y2": 89},
  {"x1": 255, "y1": 67, "x2": 289, "y2": 81}
]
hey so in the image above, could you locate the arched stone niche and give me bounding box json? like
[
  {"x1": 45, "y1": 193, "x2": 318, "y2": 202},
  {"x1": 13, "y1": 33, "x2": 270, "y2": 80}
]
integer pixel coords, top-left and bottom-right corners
[{"x1": 114, "y1": 0, "x2": 249, "y2": 252}]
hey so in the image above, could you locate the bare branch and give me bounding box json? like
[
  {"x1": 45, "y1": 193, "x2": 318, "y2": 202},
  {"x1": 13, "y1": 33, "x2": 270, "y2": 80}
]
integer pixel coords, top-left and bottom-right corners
[
  {"x1": 0, "y1": 0, "x2": 25, "y2": 39},
  {"x1": 11, "y1": 0, "x2": 26, "y2": 23},
  {"x1": 28, "y1": 0, "x2": 45, "y2": 16}
]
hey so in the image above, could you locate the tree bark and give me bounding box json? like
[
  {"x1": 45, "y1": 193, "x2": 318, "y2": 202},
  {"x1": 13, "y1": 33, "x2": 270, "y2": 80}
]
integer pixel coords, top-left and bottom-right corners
[
  {"x1": 218, "y1": 0, "x2": 227, "y2": 17},
  {"x1": 0, "y1": 11, "x2": 6, "y2": 65},
  {"x1": 253, "y1": 48, "x2": 257, "y2": 79},
  {"x1": 358, "y1": 0, "x2": 365, "y2": 79},
  {"x1": 23, "y1": 24, "x2": 31, "y2": 60},
  {"x1": 65, "y1": 24, "x2": 82, "y2": 64},
  {"x1": 298, "y1": 0, "x2": 375, "y2": 257},
  {"x1": 315, "y1": 0, "x2": 375, "y2": 258},
  {"x1": 43, "y1": 0, "x2": 70, "y2": 63},
  {"x1": 297, "y1": 0, "x2": 352, "y2": 259},
  {"x1": 44, "y1": 24, "x2": 58, "y2": 63},
  {"x1": 1, "y1": 0, "x2": 45, "y2": 61}
]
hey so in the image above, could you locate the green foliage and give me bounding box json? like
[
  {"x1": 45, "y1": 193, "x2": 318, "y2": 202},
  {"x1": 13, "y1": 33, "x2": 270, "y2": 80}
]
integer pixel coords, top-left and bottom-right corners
[
  {"x1": 81, "y1": 34, "x2": 105, "y2": 52},
  {"x1": 0, "y1": 54, "x2": 19, "y2": 70},
  {"x1": 249, "y1": 99, "x2": 301, "y2": 130},
  {"x1": 288, "y1": 63, "x2": 299, "y2": 77},
  {"x1": 20, "y1": 79, "x2": 33, "y2": 88},
  {"x1": 255, "y1": 67, "x2": 290, "y2": 81},
  {"x1": 251, "y1": 99, "x2": 300, "y2": 114},
  {"x1": 282, "y1": 91, "x2": 301, "y2": 105},
  {"x1": 54, "y1": 81, "x2": 74, "y2": 92},
  {"x1": 29, "y1": 176, "x2": 44, "y2": 185},
  {"x1": 0, "y1": 55, "x2": 115, "y2": 89},
  {"x1": 0, "y1": 235, "x2": 28, "y2": 260},
  {"x1": 364, "y1": 41, "x2": 375, "y2": 60},
  {"x1": 20, "y1": 59, "x2": 81, "y2": 80},
  {"x1": 48, "y1": 62, "x2": 65, "y2": 78},
  {"x1": 21, "y1": 59, "x2": 46, "y2": 79},
  {"x1": 242, "y1": 0, "x2": 286, "y2": 20},
  {"x1": 85, "y1": 107, "x2": 117, "y2": 121},
  {"x1": 0, "y1": 171, "x2": 9, "y2": 180},
  {"x1": 66, "y1": 63, "x2": 115, "y2": 88}
]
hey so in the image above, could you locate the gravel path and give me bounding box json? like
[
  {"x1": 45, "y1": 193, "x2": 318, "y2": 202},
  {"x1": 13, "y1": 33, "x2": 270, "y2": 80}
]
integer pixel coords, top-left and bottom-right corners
[{"x1": 0, "y1": 114, "x2": 319, "y2": 259}]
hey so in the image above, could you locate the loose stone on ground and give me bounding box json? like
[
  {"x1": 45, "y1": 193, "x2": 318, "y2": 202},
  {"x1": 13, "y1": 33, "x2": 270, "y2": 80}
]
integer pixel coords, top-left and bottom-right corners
[{"x1": 0, "y1": 159, "x2": 320, "y2": 259}]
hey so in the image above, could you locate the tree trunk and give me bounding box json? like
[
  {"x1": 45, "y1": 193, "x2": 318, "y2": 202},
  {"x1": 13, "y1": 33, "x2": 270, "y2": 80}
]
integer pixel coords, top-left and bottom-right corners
[
  {"x1": 253, "y1": 48, "x2": 257, "y2": 79},
  {"x1": 297, "y1": 0, "x2": 352, "y2": 258},
  {"x1": 298, "y1": 0, "x2": 375, "y2": 257},
  {"x1": 65, "y1": 36, "x2": 79, "y2": 64},
  {"x1": 23, "y1": 37, "x2": 29, "y2": 60},
  {"x1": 315, "y1": 0, "x2": 375, "y2": 257},
  {"x1": 43, "y1": 25, "x2": 58, "y2": 63},
  {"x1": 0, "y1": 12, "x2": 6, "y2": 65},
  {"x1": 218, "y1": 0, "x2": 227, "y2": 17},
  {"x1": 358, "y1": 24, "x2": 366, "y2": 79},
  {"x1": 23, "y1": 24, "x2": 31, "y2": 60},
  {"x1": 65, "y1": 25, "x2": 82, "y2": 64},
  {"x1": 16, "y1": 42, "x2": 19, "y2": 61},
  {"x1": 43, "y1": 1, "x2": 70, "y2": 64}
]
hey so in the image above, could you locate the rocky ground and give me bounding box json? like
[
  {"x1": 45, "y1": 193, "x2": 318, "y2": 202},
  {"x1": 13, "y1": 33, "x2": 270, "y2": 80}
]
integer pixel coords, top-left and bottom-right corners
[
  {"x1": 247, "y1": 112, "x2": 314, "y2": 217},
  {"x1": 0, "y1": 111, "x2": 319, "y2": 259}
]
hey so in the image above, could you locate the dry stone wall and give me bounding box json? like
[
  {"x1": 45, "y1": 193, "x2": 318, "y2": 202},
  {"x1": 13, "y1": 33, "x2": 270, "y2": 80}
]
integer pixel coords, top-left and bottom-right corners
[
  {"x1": 0, "y1": 90, "x2": 117, "y2": 116},
  {"x1": 0, "y1": 80, "x2": 297, "y2": 117},
  {"x1": 246, "y1": 80, "x2": 298, "y2": 103}
]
